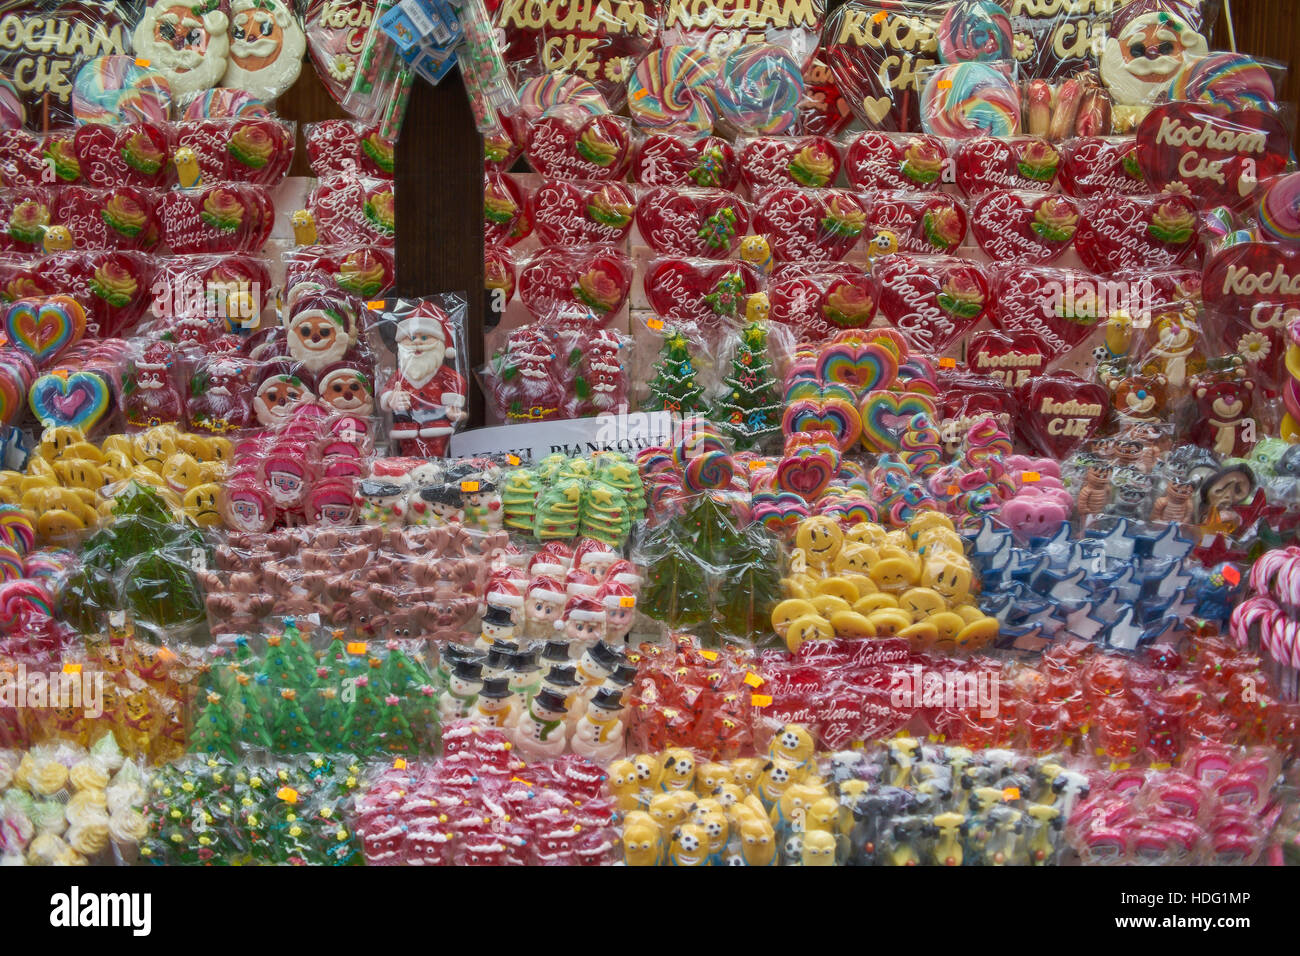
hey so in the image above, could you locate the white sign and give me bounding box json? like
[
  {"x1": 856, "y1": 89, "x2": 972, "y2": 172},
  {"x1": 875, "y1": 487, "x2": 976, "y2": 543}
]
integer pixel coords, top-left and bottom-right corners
[{"x1": 449, "y1": 409, "x2": 674, "y2": 463}]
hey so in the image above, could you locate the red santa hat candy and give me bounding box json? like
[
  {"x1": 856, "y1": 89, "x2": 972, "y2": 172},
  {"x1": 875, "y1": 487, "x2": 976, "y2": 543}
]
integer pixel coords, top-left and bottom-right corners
[
  {"x1": 485, "y1": 574, "x2": 525, "y2": 610},
  {"x1": 574, "y1": 538, "x2": 618, "y2": 572},
  {"x1": 557, "y1": 595, "x2": 605, "y2": 627},
  {"x1": 604, "y1": 559, "x2": 643, "y2": 589},
  {"x1": 565, "y1": 569, "x2": 600, "y2": 599},
  {"x1": 528, "y1": 549, "x2": 568, "y2": 579},
  {"x1": 492, "y1": 540, "x2": 527, "y2": 570},
  {"x1": 398, "y1": 301, "x2": 455, "y2": 359},
  {"x1": 598, "y1": 580, "x2": 635, "y2": 611},
  {"x1": 527, "y1": 575, "x2": 567, "y2": 605}
]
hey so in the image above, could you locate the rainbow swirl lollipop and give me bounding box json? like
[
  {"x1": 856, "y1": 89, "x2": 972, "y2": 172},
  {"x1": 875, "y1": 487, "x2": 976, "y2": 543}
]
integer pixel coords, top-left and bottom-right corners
[
  {"x1": 1169, "y1": 53, "x2": 1275, "y2": 111},
  {"x1": 921, "y1": 63, "x2": 1020, "y2": 138},
  {"x1": 72, "y1": 55, "x2": 171, "y2": 125},
  {"x1": 715, "y1": 44, "x2": 804, "y2": 135},
  {"x1": 1259, "y1": 172, "x2": 1300, "y2": 245},
  {"x1": 177, "y1": 88, "x2": 270, "y2": 120},
  {"x1": 938, "y1": 0, "x2": 1014, "y2": 64},
  {"x1": 518, "y1": 72, "x2": 610, "y2": 120},
  {"x1": 627, "y1": 45, "x2": 719, "y2": 134}
]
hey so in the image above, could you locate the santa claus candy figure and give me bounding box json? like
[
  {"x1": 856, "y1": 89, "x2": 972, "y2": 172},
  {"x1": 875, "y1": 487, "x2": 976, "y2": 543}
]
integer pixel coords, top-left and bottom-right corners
[
  {"x1": 379, "y1": 301, "x2": 468, "y2": 457},
  {"x1": 189, "y1": 355, "x2": 253, "y2": 432},
  {"x1": 556, "y1": 595, "x2": 606, "y2": 657},
  {"x1": 598, "y1": 580, "x2": 637, "y2": 644},
  {"x1": 124, "y1": 342, "x2": 185, "y2": 429},
  {"x1": 571, "y1": 329, "x2": 628, "y2": 419},
  {"x1": 487, "y1": 326, "x2": 567, "y2": 425},
  {"x1": 286, "y1": 293, "x2": 360, "y2": 374}
]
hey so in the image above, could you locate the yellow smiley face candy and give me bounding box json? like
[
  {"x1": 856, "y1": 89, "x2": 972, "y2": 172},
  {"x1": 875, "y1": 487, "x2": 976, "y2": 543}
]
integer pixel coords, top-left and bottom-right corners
[{"x1": 795, "y1": 516, "x2": 843, "y2": 565}]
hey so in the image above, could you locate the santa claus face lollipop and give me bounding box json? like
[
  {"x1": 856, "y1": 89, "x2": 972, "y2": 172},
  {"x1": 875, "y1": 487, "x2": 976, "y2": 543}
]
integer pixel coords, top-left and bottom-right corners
[
  {"x1": 222, "y1": 0, "x2": 307, "y2": 100},
  {"x1": 133, "y1": 0, "x2": 231, "y2": 97}
]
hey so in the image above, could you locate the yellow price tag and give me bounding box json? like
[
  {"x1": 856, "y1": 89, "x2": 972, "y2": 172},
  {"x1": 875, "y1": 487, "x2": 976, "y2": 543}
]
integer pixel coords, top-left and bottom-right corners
[
  {"x1": 938, "y1": 357, "x2": 956, "y2": 368},
  {"x1": 62, "y1": 662, "x2": 81, "y2": 674},
  {"x1": 872, "y1": 10, "x2": 887, "y2": 21},
  {"x1": 634, "y1": 88, "x2": 649, "y2": 100},
  {"x1": 346, "y1": 642, "x2": 368, "y2": 655},
  {"x1": 619, "y1": 596, "x2": 636, "y2": 608},
  {"x1": 751, "y1": 694, "x2": 773, "y2": 708},
  {"x1": 699, "y1": 650, "x2": 718, "y2": 662},
  {"x1": 507, "y1": 455, "x2": 521, "y2": 466},
  {"x1": 1002, "y1": 787, "x2": 1020, "y2": 801},
  {"x1": 134, "y1": 57, "x2": 151, "y2": 67},
  {"x1": 461, "y1": 481, "x2": 480, "y2": 492},
  {"x1": 366, "y1": 300, "x2": 385, "y2": 310},
  {"x1": 938, "y1": 80, "x2": 953, "y2": 89},
  {"x1": 748, "y1": 460, "x2": 764, "y2": 470},
  {"x1": 393, "y1": 759, "x2": 407, "y2": 770},
  {"x1": 744, "y1": 672, "x2": 764, "y2": 688},
  {"x1": 1023, "y1": 472, "x2": 1040, "y2": 483},
  {"x1": 277, "y1": 787, "x2": 299, "y2": 804},
  {"x1": 647, "y1": 318, "x2": 664, "y2": 331}
]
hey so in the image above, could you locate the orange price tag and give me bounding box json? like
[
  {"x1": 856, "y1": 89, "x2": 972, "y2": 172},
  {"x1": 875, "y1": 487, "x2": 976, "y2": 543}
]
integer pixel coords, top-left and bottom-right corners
[
  {"x1": 1223, "y1": 565, "x2": 1240, "y2": 585},
  {"x1": 134, "y1": 58, "x2": 151, "y2": 67},
  {"x1": 62, "y1": 662, "x2": 81, "y2": 674},
  {"x1": 1002, "y1": 787, "x2": 1020, "y2": 801},
  {"x1": 748, "y1": 459, "x2": 764, "y2": 470},
  {"x1": 938, "y1": 80, "x2": 953, "y2": 89},
  {"x1": 1023, "y1": 471, "x2": 1041, "y2": 483},
  {"x1": 647, "y1": 318, "x2": 664, "y2": 331},
  {"x1": 744, "y1": 672, "x2": 764, "y2": 688},
  {"x1": 751, "y1": 694, "x2": 773, "y2": 708},
  {"x1": 346, "y1": 642, "x2": 368, "y2": 655},
  {"x1": 461, "y1": 481, "x2": 480, "y2": 492},
  {"x1": 507, "y1": 455, "x2": 521, "y2": 466},
  {"x1": 619, "y1": 596, "x2": 636, "y2": 608},
  {"x1": 277, "y1": 787, "x2": 299, "y2": 804},
  {"x1": 946, "y1": 485, "x2": 959, "y2": 495},
  {"x1": 366, "y1": 300, "x2": 385, "y2": 310},
  {"x1": 938, "y1": 357, "x2": 956, "y2": 368},
  {"x1": 872, "y1": 10, "x2": 887, "y2": 21},
  {"x1": 634, "y1": 89, "x2": 649, "y2": 100}
]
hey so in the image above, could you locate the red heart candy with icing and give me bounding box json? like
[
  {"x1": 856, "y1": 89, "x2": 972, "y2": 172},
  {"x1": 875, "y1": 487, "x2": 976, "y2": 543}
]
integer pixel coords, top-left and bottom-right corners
[
  {"x1": 73, "y1": 123, "x2": 127, "y2": 188},
  {"x1": 844, "y1": 131, "x2": 948, "y2": 192},
  {"x1": 971, "y1": 191, "x2": 1080, "y2": 264},
  {"x1": 643, "y1": 258, "x2": 762, "y2": 328},
  {"x1": 1058, "y1": 136, "x2": 1149, "y2": 198},
  {"x1": 989, "y1": 264, "x2": 1103, "y2": 359},
  {"x1": 532, "y1": 179, "x2": 635, "y2": 246},
  {"x1": 484, "y1": 172, "x2": 532, "y2": 248},
  {"x1": 769, "y1": 265, "x2": 877, "y2": 342},
  {"x1": 1074, "y1": 193, "x2": 1198, "y2": 275},
  {"x1": 525, "y1": 109, "x2": 632, "y2": 182},
  {"x1": 56, "y1": 185, "x2": 162, "y2": 252},
  {"x1": 636, "y1": 187, "x2": 750, "y2": 259},
  {"x1": 866, "y1": 191, "x2": 967, "y2": 255},
  {"x1": 966, "y1": 330, "x2": 1051, "y2": 394},
  {"x1": 174, "y1": 120, "x2": 231, "y2": 183},
  {"x1": 0, "y1": 129, "x2": 46, "y2": 186},
  {"x1": 938, "y1": 371, "x2": 1018, "y2": 443},
  {"x1": 310, "y1": 176, "x2": 394, "y2": 246},
  {"x1": 224, "y1": 118, "x2": 295, "y2": 186},
  {"x1": 41, "y1": 132, "x2": 81, "y2": 185},
  {"x1": 517, "y1": 246, "x2": 633, "y2": 322},
  {"x1": 304, "y1": 119, "x2": 362, "y2": 178},
  {"x1": 739, "y1": 136, "x2": 841, "y2": 192},
  {"x1": 34, "y1": 251, "x2": 154, "y2": 337},
  {"x1": 1136, "y1": 102, "x2": 1290, "y2": 210},
  {"x1": 1020, "y1": 373, "x2": 1109, "y2": 459},
  {"x1": 162, "y1": 186, "x2": 256, "y2": 254},
  {"x1": 955, "y1": 136, "x2": 1061, "y2": 198},
  {"x1": 1202, "y1": 241, "x2": 1300, "y2": 385},
  {"x1": 114, "y1": 123, "x2": 171, "y2": 188},
  {"x1": 0, "y1": 187, "x2": 54, "y2": 253},
  {"x1": 874, "y1": 254, "x2": 989, "y2": 353},
  {"x1": 632, "y1": 133, "x2": 738, "y2": 189},
  {"x1": 755, "y1": 188, "x2": 865, "y2": 264}
]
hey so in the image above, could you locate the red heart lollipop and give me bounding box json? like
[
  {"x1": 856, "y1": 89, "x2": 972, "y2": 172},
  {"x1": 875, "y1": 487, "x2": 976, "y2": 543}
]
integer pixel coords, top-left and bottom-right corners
[
  {"x1": 989, "y1": 264, "x2": 1104, "y2": 359},
  {"x1": 525, "y1": 109, "x2": 632, "y2": 182},
  {"x1": 875, "y1": 254, "x2": 989, "y2": 353},
  {"x1": 517, "y1": 246, "x2": 633, "y2": 322},
  {"x1": 955, "y1": 136, "x2": 1061, "y2": 198},
  {"x1": 966, "y1": 330, "x2": 1051, "y2": 393},
  {"x1": 755, "y1": 188, "x2": 865, "y2": 263},
  {"x1": 1020, "y1": 373, "x2": 1109, "y2": 459},
  {"x1": 1059, "y1": 136, "x2": 1149, "y2": 198},
  {"x1": 643, "y1": 258, "x2": 762, "y2": 329},
  {"x1": 769, "y1": 266, "x2": 878, "y2": 341},
  {"x1": 636, "y1": 187, "x2": 751, "y2": 259},
  {"x1": 971, "y1": 191, "x2": 1080, "y2": 264},
  {"x1": 632, "y1": 133, "x2": 739, "y2": 189},
  {"x1": 531, "y1": 179, "x2": 635, "y2": 246},
  {"x1": 866, "y1": 191, "x2": 968, "y2": 255},
  {"x1": 739, "y1": 136, "x2": 841, "y2": 192},
  {"x1": 0, "y1": 129, "x2": 47, "y2": 186},
  {"x1": 1135, "y1": 102, "x2": 1290, "y2": 210},
  {"x1": 1074, "y1": 193, "x2": 1198, "y2": 275},
  {"x1": 1202, "y1": 241, "x2": 1300, "y2": 384},
  {"x1": 844, "y1": 131, "x2": 948, "y2": 191},
  {"x1": 484, "y1": 172, "x2": 532, "y2": 248}
]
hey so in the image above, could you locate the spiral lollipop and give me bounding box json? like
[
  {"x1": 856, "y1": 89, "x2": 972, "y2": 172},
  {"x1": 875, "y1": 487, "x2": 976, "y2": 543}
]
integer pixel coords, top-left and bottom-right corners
[
  {"x1": 921, "y1": 63, "x2": 1020, "y2": 138},
  {"x1": 1169, "y1": 53, "x2": 1275, "y2": 111},
  {"x1": 628, "y1": 45, "x2": 720, "y2": 134},
  {"x1": 715, "y1": 44, "x2": 805, "y2": 135},
  {"x1": 518, "y1": 72, "x2": 610, "y2": 119},
  {"x1": 0, "y1": 77, "x2": 24, "y2": 129},
  {"x1": 72, "y1": 55, "x2": 171, "y2": 124},
  {"x1": 1258, "y1": 172, "x2": 1300, "y2": 245},
  {"x1": 938, "y1": 0, "x2": 1013, "y2": 64},
  {"x1": 683, "y1": 450, "x2": 736, "y2": 491},
  {"x1": 0, "y1": 506, "x2": 34, "y2": 557}
]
